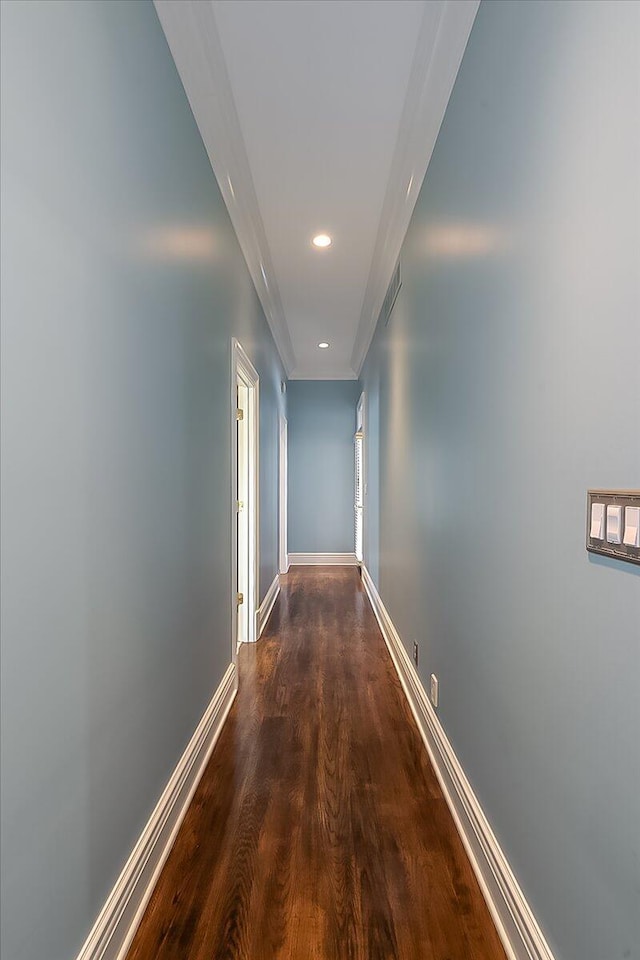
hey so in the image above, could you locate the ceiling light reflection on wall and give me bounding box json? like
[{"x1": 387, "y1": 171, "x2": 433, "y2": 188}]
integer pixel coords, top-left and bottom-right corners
[
  {"x1": 424, "y1": 223, "x2": 505, "y2": 259},
  {"x1": 312, "y1": 234, "x2": 332, "y2": 248},
  {"x1": 139, "y1": 226, "x2": 216, "y2": 261},
  {"x1": 318, "y1": 342, "x2": 330, "y2": 349}
]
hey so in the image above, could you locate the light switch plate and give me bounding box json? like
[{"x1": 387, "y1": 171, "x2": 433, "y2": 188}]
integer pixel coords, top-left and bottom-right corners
[{"x1": 587, "y1": 490, "x2": 640, "y2": 566}]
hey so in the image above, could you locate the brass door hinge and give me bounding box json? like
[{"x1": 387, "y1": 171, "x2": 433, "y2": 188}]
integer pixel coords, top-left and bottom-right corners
[
  {"x1": 236, "y1": 592, "x2": 244, "y2": 605},
  {"x1": 236, "y1": 500, "x2": 244, "y2": 512},
  {"x1": 236, "y1": 408, "x2": 244, "y2": 421}
]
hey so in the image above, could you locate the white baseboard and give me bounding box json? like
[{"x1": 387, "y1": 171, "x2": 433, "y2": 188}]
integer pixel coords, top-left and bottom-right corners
[
  {"x1": 288, "y1": 552, "x2": 358, "y2": 565},
  {"x1": 257, "y1": 573, "x2": 280, "y2": 637},
  {"x1": 360, "y1": 566, "x2": 555, "y2": 960},
  {"x1": 76, "y1": 663, "x2": 238, "y2": 960}
]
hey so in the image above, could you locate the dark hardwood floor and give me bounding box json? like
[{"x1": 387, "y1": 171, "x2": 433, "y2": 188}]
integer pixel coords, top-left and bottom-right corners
[{"x1": 126, "y1": 567, "x2": 506, "y2": 960}]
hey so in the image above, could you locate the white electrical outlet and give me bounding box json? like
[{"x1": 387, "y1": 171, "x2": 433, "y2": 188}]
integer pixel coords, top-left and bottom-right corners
[{"x1": 430, "y1": 674, "x2": 439, "y2": 708}]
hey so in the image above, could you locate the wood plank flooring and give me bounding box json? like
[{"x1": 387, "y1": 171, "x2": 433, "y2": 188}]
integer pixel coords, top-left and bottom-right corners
[{"x1": 126, "y1": 567, "x2": 506, "y2": 960}]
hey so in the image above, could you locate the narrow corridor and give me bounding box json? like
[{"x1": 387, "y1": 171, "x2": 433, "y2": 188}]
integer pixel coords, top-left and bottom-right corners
[{"x1": 126, "y1": 568, "x2": 505, "y2": 960}]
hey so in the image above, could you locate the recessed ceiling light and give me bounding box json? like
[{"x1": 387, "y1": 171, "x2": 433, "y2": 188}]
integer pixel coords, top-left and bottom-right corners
[
  {"x1": 318, "y1": 341, "x2": 330, "y2": 349},
  {"x1": 312, "y1": 234, "x2": 332, "y2": 249}
]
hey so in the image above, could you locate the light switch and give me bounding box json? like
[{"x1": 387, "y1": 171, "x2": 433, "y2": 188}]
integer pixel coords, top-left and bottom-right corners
[
  {"x1": 606, "y1": 504, "x2": 623, "y2": 544},
  {"x1": 623, "y1": 506, "x2": 640, "y2": 547},
  {"x1": 587, "y1": 490, "x2": 640, "y2": 566},
  {"x1": 590, "y1": 502, "x2": 605, "y2": 539}
]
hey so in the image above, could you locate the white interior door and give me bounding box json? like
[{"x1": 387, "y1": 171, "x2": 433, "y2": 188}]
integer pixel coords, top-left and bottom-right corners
[
  {"x1": 236, "y1": 379, "x2": 249, "y2": 648},
  {"x1": 355, "y1": 433, "x2": 363, "y2": 562},
  {"x1": 232, "y1": 338, "x2": 259, "y2": 654}
]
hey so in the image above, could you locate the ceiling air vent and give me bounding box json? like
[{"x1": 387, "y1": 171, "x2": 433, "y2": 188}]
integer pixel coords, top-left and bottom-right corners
[{"x1": 382, "y1": 260, "x2": 402, "y2": 326}]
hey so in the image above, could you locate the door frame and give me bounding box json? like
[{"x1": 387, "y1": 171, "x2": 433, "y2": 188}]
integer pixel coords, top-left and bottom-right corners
[
  {"x1": 278, "y1": 415, "x2": 288, "y2": 574},
  {"x1": 231, "y1": 338, "x2": 259, "y2": 656},
  {"x1": 355, "y1": 391, "x2": 365, "y2": 564}
]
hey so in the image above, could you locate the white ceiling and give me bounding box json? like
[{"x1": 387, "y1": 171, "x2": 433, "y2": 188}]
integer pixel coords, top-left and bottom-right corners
[{"x1": 154, "y1": 0, "x2": 479, "y2": 379}]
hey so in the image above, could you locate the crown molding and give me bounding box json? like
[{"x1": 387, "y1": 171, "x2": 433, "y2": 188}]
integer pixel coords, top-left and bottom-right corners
[
  {"x1": 153, "y1": 0, "x2": 296, "y2": 375},
  {"x1": 350, "y1": 0, "x2": 480, "y2": 375}
]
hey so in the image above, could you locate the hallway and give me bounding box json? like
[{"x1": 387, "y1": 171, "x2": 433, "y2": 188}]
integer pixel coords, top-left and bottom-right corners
[
  {"x1": 126, "y1": 568, "x2": 505, "y2": 960},
  {"x1": 3, "y1": 3, "x2": 639, "y2": 958}
]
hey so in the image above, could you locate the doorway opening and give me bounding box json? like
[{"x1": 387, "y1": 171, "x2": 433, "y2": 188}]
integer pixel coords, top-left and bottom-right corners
[
  {"x1": 231, "y1": 339, "x2": 259, "y2": 654},
  {"x1": 279, "y1": 415, "x2": 288, "y2": 574},
  {"x1": 355, "y1": 392, "x2": 365, "y2": 564}
]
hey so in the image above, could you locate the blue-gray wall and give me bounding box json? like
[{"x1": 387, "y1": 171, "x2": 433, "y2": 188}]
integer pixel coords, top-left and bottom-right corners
[
  {"x1": 288, "y1": 381, "x2": 360, "y2": 554},
  {"x1": 360, "y1": 2, "x2": 640, "y2": 959},
  {"x1": 0, "y1": 3, "x2": 285, "y2": 959}
]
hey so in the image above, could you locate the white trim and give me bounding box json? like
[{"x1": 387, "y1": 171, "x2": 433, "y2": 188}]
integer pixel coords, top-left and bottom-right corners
[
  {"x1": 278, "y1": 416, "x2": 288, "y2": 575},
  {"x1": 231, "y1": 338, "x2": 259, "y2": 650},
  {"x1": 257, "y1": 574, "x2": 280, "y2": 638},
  {"x1": 288, "y1": 553, "x2": 358, "y2": 566},
  {"x1": 153, "y1": 0, "x2": 295, "y2": 375},
  {"x1": 351, "y1": 0, "x2": 480, "y2": 374},
  {"x1": 355, "y1": 392, "x2": 365, "y2": 564},
  {"x1": 75, "y1": 663, "x2": 237, "y2": 960},
  {"x1": 360, "y1": 566, "x2": 556, "y2": 960}
]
